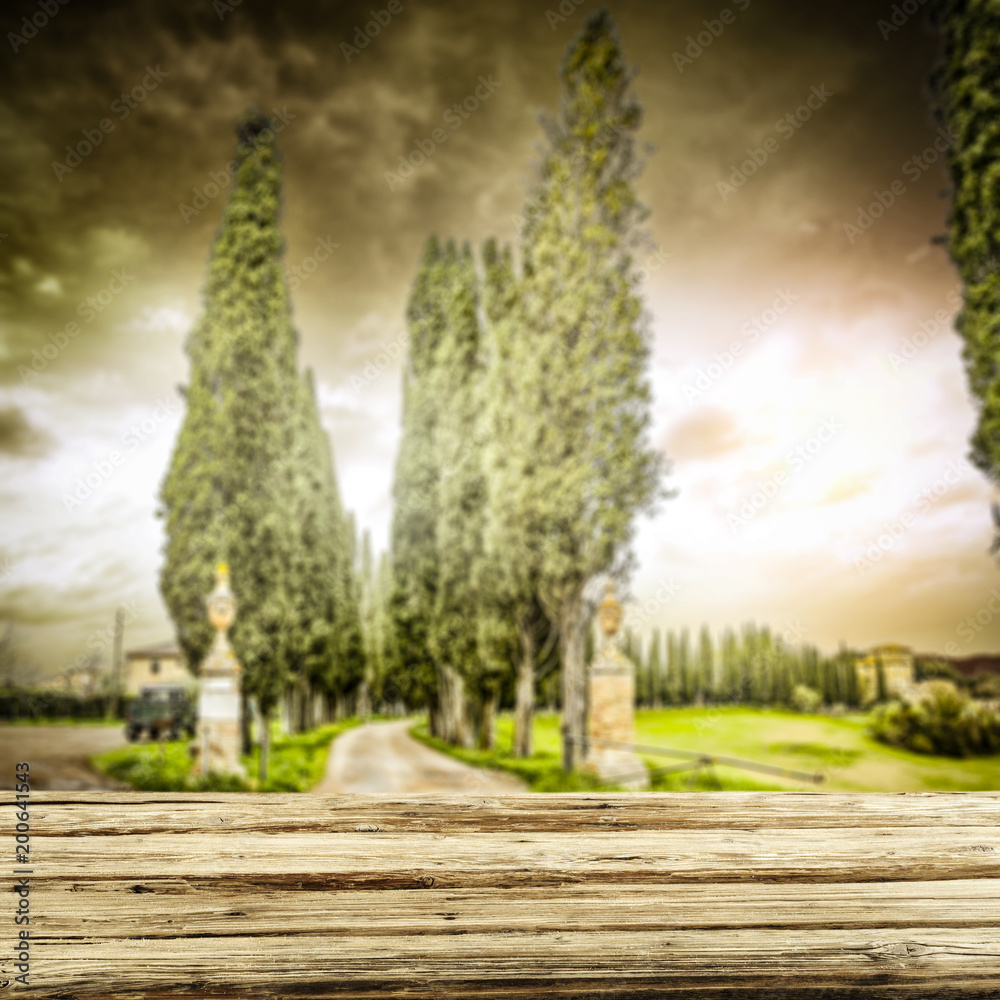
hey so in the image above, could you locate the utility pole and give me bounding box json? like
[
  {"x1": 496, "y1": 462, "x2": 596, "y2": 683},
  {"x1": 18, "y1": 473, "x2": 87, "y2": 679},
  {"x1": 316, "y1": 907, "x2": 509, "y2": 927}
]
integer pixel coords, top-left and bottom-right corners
[{"x1": 109, "y1": 606, "x2": 125, "y2": 717}]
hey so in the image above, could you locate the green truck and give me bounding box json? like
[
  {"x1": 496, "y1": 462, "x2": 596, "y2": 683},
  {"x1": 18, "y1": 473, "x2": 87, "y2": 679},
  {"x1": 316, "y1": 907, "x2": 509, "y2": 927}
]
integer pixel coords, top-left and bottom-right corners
[{"x1": 125, "y1": 685, "x2": 197, "y2": 742}]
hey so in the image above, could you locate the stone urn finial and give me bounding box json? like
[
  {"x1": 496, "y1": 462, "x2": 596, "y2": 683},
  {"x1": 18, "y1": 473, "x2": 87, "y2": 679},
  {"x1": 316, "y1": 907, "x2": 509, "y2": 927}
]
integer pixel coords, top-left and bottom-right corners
[
  {"x1": 597, "y1": 580, "x2": 622, "y2": 640},
  {"x1": 206, "y1": 562, "x2": 236, "y2": 635},
  {"x1": 195, "y1": 560, "x2": 244, "y2": 779}
]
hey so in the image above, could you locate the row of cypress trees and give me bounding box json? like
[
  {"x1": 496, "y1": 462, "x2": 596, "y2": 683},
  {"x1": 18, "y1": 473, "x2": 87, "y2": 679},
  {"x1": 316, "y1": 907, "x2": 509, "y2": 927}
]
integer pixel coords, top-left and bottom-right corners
[
  {"x1": 158, "y1": 113, "x2": 364, "y2": 777},
  {"x1": 624, "y1": 625, "x2": 862, "y2": 710},
  {"x1": 386, "y1": 10, "x2": 668, "y2": 766},
  {"x1": 159, "y1": 10, "x2": 667, "y2": 774}
]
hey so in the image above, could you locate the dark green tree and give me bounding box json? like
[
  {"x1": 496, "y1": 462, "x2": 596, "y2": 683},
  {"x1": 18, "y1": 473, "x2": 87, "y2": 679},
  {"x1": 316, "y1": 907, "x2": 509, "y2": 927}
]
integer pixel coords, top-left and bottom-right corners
[
  {"x1": 430, "y1": 240, "x2": 498, "y2": 748},
  {"x1": 390, "y1": 237, "x2": 449, "y2": 730},
  {"x1": 647, "y1": 628, "x2": 663, "y2": 707},
  {"x1": 939, "y1": 3, "x2": 1000, "y2": 508},
  {"x1": 501, "y1": 9, "x2": 667, "y2": 770},
  {"x1": 697, "y1": 624, "x2": 714, "y2": 704},
  {"x1": 160, "y1": 111, "x2": 360, "y2": 779},
  {"x1": 480, "y1": 237, "x2": 551, "y2": 756},
  {"x1": 160, "y1": 110, "x2": 305, "y2": 779}
]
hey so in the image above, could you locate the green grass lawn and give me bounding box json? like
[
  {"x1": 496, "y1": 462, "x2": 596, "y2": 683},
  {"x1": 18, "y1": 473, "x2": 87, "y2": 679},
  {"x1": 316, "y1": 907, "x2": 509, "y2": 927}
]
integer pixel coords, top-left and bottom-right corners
[
  {"x1": 93, "y1": 718, "x2": 361, "y2": 792},
  {"x1": 416, "y1": 708, "x2": 1000, "y2": 792}
]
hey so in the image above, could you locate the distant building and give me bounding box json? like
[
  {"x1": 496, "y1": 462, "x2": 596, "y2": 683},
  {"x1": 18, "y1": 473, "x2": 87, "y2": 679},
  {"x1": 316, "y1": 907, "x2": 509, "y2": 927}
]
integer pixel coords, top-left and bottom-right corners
[
  {"x1": 855, "y1": 644, "x2": 915, "y2": 705},
  {"x1": 123, "y1": 640, "x2": 192, "y2": 695}
]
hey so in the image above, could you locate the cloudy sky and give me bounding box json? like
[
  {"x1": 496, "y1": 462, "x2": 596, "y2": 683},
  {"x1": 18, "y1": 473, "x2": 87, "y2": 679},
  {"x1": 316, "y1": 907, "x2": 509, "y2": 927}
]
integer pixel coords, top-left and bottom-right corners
[{"x1": 1, "y1": 0, "x2": 997, "y2": 678}]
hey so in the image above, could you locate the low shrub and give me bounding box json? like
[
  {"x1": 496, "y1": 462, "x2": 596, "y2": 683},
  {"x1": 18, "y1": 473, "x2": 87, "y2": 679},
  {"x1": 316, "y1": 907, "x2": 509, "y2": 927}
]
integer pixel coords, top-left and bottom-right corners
[
  {"x1": 0, "y1": 688, "x2": 128, "y2": 721},
  {"x1": 791, "y1": 684, "x2": 822, "y2": 714},
  {"x1": 869, "y1": 680, "x2": 1000, "y2": 757},
  {"x1": 971, "y1": 673, "x2": 1000, "y2": 701},
  {"x1": 93, "y1": 718, "x2": 360, "y2": 792}
]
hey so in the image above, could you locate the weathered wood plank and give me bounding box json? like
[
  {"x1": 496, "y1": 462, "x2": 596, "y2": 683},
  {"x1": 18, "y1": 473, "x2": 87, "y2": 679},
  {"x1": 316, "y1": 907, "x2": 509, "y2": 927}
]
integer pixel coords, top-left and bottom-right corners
[
  {"x1": 31, "y1": 929, "x2": 1000, "y2": 998},
  {"x1": 28, "y1": 828, "x2": 1000, "y2": 886},
  {"x1": 34, "y1": 880, "x2": 1000, "y2": 936},
  {"x1": 10, "y1": 792, "x2": 1000, "y2": 997},
  {"x1": 24, "y1": 790, "x2": 1000, "y2": 834}
]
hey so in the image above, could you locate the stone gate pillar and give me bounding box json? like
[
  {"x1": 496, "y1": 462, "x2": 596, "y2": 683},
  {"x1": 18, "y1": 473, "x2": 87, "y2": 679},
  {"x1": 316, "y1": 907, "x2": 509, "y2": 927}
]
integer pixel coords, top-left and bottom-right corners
[
  {"x1": 585, "y1": 581, "x2": 649, "y2": 790},
  {"x1": 194, "y1": 563, "x2": 245, "y2": 779}
]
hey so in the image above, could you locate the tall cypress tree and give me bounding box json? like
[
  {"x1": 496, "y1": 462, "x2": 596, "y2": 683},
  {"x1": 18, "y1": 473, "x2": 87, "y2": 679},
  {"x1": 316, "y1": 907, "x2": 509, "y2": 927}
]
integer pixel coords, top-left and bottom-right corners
[
  {"x1": 499, "y1": 9, "x2": 667, "y2": 771},
  {"x1": 161, "y1": 110, "x2": 360, "y2": 777},
  {"x1": 647, "y1": 628, "x2": 663, "y2": 708},
  {"x1": 430, "y1": 240, "x2": 494, "y2": 747},
  {"x1": 939, "y1": 3, "x2": 1000, "y2": 498},
  {"x1": 720, "y1": 626, "x2": 739, "y2": 702},
  {"x1": 390, "y1": 237, "x2": 449, "y2": 728},
  {"x1": 160, "y1": 110, "x2": 304, "y2": 758},
  {"x1": 480, "y1": 237, "x2": 552, "y2": 756},
  {"x1": 697, "y1": 625, "x2": 714, "y2": 704},
  {"x1": 293, "y1": 370, "x2": 364, "y2": 720}
]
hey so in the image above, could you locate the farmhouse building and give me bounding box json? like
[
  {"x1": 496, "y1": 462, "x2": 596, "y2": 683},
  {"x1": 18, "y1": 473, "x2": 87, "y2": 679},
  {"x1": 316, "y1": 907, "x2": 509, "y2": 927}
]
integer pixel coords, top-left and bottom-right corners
[
  {"x1": 123, "y1": 640, "x2": 193, "y2": 695},
  {"x1": 854, "y1": 643, "x2": 915, "y2": 705}
]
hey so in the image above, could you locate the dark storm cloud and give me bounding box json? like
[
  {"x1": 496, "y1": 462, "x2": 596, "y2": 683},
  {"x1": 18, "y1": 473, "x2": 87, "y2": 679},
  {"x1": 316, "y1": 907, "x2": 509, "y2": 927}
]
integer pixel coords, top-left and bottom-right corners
[
  {"x1": 0, "y1": 405, "x2": 51, "y2": 455},
  {"x1": 4, "y1": 0, "x2": 996, "y2": 667}
]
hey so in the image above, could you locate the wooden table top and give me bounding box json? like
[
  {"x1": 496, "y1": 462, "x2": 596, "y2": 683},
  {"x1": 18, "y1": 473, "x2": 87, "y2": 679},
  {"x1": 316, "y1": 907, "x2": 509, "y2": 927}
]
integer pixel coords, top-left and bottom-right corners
[{"x1": 13, "y1": 791, "x2": 1000, "y2": 997}]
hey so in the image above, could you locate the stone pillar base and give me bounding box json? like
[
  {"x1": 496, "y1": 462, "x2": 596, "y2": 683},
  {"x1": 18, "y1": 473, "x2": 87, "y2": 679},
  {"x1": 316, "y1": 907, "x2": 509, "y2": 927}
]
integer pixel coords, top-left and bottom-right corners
[
  {"x1": 584, "y1": 748, "x2": 650, "y2": 790},
  {"x1": 194, "y1": 719, "x2": 246, "y2": 779},
  {"x1": 586, "y1": 644, "x2": 649, "y2": 790}
]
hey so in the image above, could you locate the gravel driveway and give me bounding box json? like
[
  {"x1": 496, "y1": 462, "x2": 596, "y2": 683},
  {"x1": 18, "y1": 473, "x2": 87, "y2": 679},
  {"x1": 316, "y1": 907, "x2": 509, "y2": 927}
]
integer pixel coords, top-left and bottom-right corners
[
  {"x1": 0, "y1": 724, "x2": 129, "y2": 790},
  {"x1": 313, "y1": 719, "x2": 526, "y2": 794}
]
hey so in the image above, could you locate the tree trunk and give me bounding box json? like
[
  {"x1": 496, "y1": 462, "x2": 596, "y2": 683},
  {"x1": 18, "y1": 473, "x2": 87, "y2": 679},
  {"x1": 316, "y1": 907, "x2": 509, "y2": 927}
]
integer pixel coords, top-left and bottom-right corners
[
  {"x1": 258, "y1": 701, "x2": 270, "y2": 786},
  {"x1": 300, "y1": 682, "x2": 311, "y2": 732},
  {"x1": 435, "y1": 664, "x2": 468, "y2": 746},
  {"x1": 478, "y1": 688, "x2": 499, "y2": 751},
  {"x1": 240, "y1": 691, "x2": 253, "y2": 756},
  {"x1": 429, "y1": 696, "x2": 443, "y2": 738},
  {"x1": 357, "y1": 680, "x2": 371, "y2": 719},
  {"x1": 514, "y1": 612, "x2": 536, "y2": 757},
  {"x1": 559, "y1": 593, "x2": 587, "y2": 773}
]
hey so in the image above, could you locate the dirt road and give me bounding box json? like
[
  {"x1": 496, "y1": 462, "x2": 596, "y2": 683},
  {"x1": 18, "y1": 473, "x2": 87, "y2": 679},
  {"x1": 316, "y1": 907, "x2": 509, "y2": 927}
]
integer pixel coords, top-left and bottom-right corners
[
  {"x1": 314, "y1": 720, "x2": 526, "y2": 794},
  {"x1": 0, "y1": 725, "x2": 129, "y2": 790}
]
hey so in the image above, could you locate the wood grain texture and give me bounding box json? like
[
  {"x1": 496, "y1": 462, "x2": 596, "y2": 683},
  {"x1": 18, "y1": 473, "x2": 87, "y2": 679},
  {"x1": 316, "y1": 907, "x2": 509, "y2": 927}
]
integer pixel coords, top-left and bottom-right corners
[{"x1": 8, "y1": 792, "x2": 1000, "y2": 997}]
